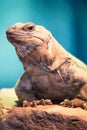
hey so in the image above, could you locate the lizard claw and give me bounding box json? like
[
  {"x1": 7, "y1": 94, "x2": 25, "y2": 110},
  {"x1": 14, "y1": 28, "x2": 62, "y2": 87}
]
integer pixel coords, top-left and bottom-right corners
[
  {"x1": 60, "y1": 98, "x2": 87, "y2": 110},
  {"x1": 23, "y1": 99, "x2": 52, "y2": 107}
]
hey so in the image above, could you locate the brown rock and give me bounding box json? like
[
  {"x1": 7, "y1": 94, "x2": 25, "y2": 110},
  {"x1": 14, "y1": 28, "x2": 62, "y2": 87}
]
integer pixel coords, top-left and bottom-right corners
[{"x1": 2, "y1": 105, "x2": 87, "y2": 130}]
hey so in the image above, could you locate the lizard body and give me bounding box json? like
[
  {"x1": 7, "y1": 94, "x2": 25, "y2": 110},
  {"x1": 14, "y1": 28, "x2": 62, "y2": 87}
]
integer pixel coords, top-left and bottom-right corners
[{"x1": 6, "y1": 22, "x2": 87, "y2": 103}]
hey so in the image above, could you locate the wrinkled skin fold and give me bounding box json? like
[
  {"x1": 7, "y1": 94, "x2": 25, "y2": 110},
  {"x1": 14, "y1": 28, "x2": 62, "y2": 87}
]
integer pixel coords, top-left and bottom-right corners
[{"x1": 6, "y1": 22, "x2": 87, "y2": 103}]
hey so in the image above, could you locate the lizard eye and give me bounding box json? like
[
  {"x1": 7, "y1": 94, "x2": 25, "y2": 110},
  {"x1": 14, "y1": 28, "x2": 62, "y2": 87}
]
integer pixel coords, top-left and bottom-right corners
[
  {"x1": 23, "y1": 23, "x2": 35, "y2": 31},
  {"x1": 28, "y1": 25, "x2": 35, "y2": 31}
]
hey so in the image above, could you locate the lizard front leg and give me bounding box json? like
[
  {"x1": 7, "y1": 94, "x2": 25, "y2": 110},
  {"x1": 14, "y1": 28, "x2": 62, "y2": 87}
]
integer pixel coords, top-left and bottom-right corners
[{"x1": 15, "y1": 72, "x2": 37, "y2": 103}]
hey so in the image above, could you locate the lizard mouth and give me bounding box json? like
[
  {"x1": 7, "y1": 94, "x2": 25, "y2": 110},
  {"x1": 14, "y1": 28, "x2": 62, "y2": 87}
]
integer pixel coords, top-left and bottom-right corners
[{"x1": 6, "y1": 31, "x2": 44, "y2": 46}]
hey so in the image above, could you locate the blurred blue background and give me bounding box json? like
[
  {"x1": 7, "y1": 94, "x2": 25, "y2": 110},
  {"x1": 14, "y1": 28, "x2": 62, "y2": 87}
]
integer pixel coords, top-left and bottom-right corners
[{"x1": 0, "y1": 0, "x2": 87, "y2": 88}]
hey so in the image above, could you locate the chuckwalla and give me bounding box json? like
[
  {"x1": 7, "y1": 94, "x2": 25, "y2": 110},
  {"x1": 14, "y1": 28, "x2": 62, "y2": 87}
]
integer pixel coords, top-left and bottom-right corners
[{"x1": 6, "y1": 22, "x2": 87, "y2": 103}]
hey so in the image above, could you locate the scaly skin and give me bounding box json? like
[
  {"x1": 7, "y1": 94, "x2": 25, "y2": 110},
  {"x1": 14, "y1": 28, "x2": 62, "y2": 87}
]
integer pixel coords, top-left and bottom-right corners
[{"x1": 6, "y1": 22, "x2": 87, "y2": 103}]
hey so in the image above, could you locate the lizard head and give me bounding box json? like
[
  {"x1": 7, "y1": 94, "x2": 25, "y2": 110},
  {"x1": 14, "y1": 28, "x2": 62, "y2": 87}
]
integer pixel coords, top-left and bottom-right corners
[
  {"x1": 6, "y1": 22, "x2": 52, "y2": 47},
  {"x1": 6, "y1": 22, "x2": 58, "y2": 69}
]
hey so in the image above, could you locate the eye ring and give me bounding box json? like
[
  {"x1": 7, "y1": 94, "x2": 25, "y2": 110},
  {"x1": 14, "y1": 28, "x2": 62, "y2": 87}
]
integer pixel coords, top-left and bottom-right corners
[{"x1": 23, "y1": 23, "x2": 35, "y2": 31}]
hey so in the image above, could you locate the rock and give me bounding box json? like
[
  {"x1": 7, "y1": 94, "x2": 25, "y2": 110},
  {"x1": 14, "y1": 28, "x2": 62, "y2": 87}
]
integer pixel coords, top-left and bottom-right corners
[
  {"x1": 0, "y1": 88, "x2": 87, "y2": 130},
  {"x1": 2, "y1": 106, "x2": 87, "y2": 130}
]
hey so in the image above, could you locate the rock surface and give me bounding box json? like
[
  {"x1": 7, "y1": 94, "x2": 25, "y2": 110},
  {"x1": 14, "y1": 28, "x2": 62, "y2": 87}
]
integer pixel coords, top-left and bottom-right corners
[
  {"x1": 2, "y1": 106, "x2": 87, "y2": 130},
  {"x1": 0, "y1": 88, "x2": 87, "y2": 130}
]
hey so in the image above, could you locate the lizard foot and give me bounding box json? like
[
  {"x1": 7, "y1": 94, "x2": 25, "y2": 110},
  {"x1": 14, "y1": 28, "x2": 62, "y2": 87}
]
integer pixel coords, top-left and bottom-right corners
[
  {"x1": 59, "y1": 99, "x2": 87, "y2": 110},
  {"x1": 23, "y1": 99, "x2": 52, "y2": 107}
]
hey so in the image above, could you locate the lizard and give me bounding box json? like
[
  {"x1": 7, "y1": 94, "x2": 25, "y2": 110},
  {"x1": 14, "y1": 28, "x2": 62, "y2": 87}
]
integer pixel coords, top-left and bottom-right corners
[{"x1": 6, "y1": 22, "x2": 87, "y2": 107}]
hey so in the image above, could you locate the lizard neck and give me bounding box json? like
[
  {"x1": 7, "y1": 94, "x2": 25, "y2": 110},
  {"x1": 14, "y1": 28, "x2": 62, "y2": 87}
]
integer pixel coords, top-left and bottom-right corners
[{"x1": 48, "y1": 37, "x2": 69, "y2": 71}]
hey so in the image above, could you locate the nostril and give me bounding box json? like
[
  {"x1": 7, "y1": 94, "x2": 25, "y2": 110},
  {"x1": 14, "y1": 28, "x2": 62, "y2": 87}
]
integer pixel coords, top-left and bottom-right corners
[
  {"x1": 6, "y1": 26, "x2": 16, "y2": 35},
  {"x1": 6, "y1": 31, "x2": 12, "y2": 35},
  {"x1": 6, "y1": 31, "x2": 9, "y2": 34}
]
